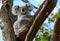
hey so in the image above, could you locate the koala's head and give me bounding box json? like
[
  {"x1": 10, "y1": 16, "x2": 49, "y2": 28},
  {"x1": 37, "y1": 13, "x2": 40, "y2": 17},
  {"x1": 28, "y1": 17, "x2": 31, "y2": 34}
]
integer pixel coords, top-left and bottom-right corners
[
  {"x1": 20, "y1": 3, "x2": 33, "y2": 15},
  {"x1": 12, "y1": 4, "x2": 33, "y2": 15},
  {"x1": 12, "y1": 5, "x2": 29, "y2": 15}
]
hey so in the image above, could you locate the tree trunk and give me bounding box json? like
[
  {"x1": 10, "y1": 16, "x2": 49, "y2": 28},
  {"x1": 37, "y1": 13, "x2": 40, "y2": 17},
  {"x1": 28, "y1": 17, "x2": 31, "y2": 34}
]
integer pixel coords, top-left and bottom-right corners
[
  {"x1": 0, "y1": 0, "x2": 16, "y2": 41},
  {"x1": 51, "y1": 10, "x2": 60, "y2": 41}
]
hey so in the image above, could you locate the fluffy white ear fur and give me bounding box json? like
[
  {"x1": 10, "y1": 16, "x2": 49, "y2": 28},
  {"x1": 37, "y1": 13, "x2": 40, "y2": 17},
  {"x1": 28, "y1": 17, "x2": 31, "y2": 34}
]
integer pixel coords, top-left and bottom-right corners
[{"x1": 11, "y1": 6, "x2": 19, "y2": 15}]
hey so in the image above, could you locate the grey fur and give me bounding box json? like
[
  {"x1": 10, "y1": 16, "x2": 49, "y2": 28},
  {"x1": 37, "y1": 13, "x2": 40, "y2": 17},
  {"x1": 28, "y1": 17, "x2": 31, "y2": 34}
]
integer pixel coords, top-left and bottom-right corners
[{"x1": 12, "y1": 3, "x2": 33, "y2": 37}]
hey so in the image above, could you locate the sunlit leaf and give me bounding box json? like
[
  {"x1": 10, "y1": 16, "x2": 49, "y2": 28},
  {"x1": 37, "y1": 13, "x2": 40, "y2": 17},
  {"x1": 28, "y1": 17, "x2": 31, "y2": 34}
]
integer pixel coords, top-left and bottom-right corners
[
  {"x1": 43, "y1": 29, "x2": 46, "y2": 33},
  {"x1": 48, "y1": 30, "x2": 53, "y2": 35},
  {"x1": 41, "y1": 24, "x2": 44, "y2": 29},
  {"x1": 53, "y1": 14, "x2": 60, "y2": 19}
]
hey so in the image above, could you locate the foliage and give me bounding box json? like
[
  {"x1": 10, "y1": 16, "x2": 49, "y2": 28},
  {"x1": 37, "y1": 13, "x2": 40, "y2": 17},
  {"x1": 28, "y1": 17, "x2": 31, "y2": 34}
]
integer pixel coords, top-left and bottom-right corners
[
  {"x1": 34, "y1": 24, "x2": 53, "y2": 41},
  {"x1": 34, "y1": 13, "x2": 54, "y2": 41},
  {"x1": 34, "y1": 10, "x2": 60, "y2": 41},
  {"x1": 52, "y1": 13, "x2": 60, "y2": 19}
]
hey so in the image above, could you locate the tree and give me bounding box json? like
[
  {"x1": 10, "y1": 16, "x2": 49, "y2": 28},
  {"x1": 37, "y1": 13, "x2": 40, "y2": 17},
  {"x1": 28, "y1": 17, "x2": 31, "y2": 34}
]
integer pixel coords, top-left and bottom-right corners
[
  {"x1": 0, "y1": 0, "x2": 57, "y2": 41},
  {"x1": 51, "y1": 9, "x2": 60, "y2": 41}
]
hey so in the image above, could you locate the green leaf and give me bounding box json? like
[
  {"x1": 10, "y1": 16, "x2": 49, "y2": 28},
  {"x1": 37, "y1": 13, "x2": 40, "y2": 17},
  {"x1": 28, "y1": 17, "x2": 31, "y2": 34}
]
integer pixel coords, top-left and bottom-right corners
[
  {"x1": 41, "y1": 24, "x2": 44, "y2": 29},
  {"x1": 48, "y1": 30, "x2": 53, "y2": 35},
  {"x1": 53, "y1": 14, "x2": 60, "y2": 19},
  {"x1": 43, "y1": 29, "x2": 46, "y2": 33}
]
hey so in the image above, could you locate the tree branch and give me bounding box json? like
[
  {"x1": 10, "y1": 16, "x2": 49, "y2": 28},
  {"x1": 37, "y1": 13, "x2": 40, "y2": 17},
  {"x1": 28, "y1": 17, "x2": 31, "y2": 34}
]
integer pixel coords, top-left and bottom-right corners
[{"x1": 25, "y1": 0, "x2": 57, "y2": 41}]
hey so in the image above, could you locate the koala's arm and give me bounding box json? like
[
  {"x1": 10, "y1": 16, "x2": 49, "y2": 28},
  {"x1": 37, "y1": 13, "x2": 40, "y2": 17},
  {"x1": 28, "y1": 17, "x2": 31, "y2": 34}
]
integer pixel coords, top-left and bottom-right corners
[
  {"x1": 13, "y1": 15, "x2": 33, "y2": 37},
  {"x1": 13, "y1": 20, "x2": 19, "y2": 36}
]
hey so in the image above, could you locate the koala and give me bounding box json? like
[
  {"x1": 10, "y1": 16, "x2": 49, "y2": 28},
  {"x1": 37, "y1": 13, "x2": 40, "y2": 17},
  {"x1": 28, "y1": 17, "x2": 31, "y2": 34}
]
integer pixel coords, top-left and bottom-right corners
[{"x1": 12, "y1": 3, "x2": 33, "y2": 37}]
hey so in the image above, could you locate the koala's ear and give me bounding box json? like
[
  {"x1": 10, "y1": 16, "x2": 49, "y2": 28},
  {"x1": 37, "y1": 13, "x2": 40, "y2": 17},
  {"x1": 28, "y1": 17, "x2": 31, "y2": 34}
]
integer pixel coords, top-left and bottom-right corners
[{"x1": 11, "y1": 6, "x2": 18, "y2": 15}]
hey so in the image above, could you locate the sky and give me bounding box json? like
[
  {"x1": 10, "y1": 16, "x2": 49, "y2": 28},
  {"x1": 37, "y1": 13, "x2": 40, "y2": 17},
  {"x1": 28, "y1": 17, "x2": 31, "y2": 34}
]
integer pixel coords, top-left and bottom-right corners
[{"x1": 0, "y1": 0, "x2": 60, "y2": 41}]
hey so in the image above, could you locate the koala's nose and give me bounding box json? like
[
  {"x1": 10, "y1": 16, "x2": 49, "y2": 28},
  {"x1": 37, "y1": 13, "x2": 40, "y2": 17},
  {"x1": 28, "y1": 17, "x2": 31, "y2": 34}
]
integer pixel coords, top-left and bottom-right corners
[
  {"x1": 22, "y1": 8, "x2": 26, "y2": 12},
  {"x1": 21, "y1": 8, "x2": 27, "y2": 15}
]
